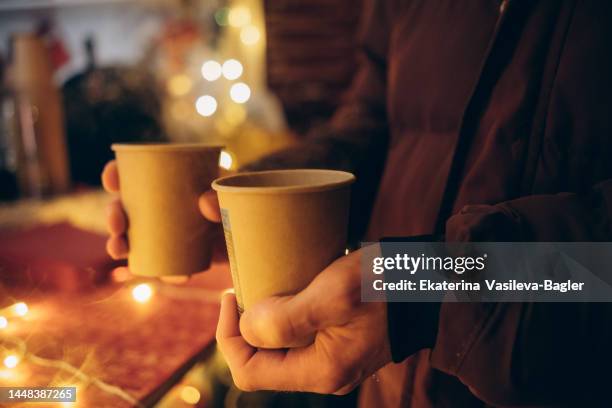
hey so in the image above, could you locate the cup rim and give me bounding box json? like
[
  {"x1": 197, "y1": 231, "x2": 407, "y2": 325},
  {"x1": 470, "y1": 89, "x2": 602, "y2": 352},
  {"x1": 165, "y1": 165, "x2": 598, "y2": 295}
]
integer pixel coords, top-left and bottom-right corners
[
  {"x1": 112, "y1": 143, "x2": 224, "y2": 152},
  {"x1": 212, "y1": 169, "x2": 356, "y2": 194}
]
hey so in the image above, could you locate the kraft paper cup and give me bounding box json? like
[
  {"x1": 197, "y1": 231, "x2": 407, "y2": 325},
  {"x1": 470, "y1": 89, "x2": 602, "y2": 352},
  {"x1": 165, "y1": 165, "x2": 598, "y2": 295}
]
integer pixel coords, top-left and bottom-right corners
[
  {"x1": 212, "y1": 169, "x2": 355, "y2": 314},
  {"x1": 112, "y1": 143, "x2": 222, "y2": 279}
]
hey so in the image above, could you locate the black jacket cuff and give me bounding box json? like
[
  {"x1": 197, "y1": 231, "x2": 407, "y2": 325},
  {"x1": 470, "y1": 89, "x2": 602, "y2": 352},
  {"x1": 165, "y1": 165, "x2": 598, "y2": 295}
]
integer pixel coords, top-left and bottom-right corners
[
  {"x1": 381, "y1": 235, "x2": 442, "y2": 362},
  {"x1": 386, "y1": 301, "x2": 441, "y2": 362}
]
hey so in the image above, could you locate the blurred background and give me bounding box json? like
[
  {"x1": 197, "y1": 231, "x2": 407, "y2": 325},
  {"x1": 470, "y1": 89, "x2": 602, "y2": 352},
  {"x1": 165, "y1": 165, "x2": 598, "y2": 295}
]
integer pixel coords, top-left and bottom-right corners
[
  {"x1": 0, "y1": 0, "x2": 360, "y2": 198},
  {"x1": 0, "y1": 0, "x2": 361, "y2": 407}
]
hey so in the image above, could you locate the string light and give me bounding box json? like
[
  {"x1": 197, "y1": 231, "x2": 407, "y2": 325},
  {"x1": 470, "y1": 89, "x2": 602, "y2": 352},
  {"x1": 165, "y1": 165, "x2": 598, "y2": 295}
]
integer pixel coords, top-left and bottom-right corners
[
  {"x1": 12, "y1": 302, "x2": 28, "y2": 317},
  {"x1": 0, "y1": 316, "x2": 7, "y2": 329},
  {"x1": 240, "y1": 25, "x2": 260, "y2": 45},
  {"x1": 195, "y1": 95, "x2": 218, "y2": 117},
  {"x1": 179, "y1": 385, "x2": 201, "y2": 404},
  {"x1": 131, "y1": 283, "x2": 153, "y2": 303},
  {"x1": 219, "y1": 150, "x2": 234, "y2": 170},
  {"x1": 201, "y1": 60, "x2": 222, "y2": 81},
  {"x1": 0, "y1": 286, "x2": 225, "y2": 406},
  {"x1": 222, "y1": 59, "x2": 243, "y2": 80},
  {"x1": 228, "y1": 6, "x2": 251, "y2": 27},
  {"x1": 230, "y1": 83, "x2": 251, "y2": 104},
  {"x1": 167, "y1": 75, "x2": 192, "y2": 96},
  {"x1": 2, "y1": 337, "x2": 140, "y2": 407},
  {"x1": 3, "y1": 355, "x2": 19, "y2": 369}
]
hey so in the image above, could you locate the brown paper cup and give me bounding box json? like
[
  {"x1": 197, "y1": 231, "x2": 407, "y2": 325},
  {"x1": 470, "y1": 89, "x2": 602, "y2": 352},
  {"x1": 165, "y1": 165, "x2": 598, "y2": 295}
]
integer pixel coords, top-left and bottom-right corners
[
  {"x1": 112, "y1": 143, "x2": 222, "y2": 278},
  {"x1": 212, "y1": 169, "x2": 355, "y2": 314}
]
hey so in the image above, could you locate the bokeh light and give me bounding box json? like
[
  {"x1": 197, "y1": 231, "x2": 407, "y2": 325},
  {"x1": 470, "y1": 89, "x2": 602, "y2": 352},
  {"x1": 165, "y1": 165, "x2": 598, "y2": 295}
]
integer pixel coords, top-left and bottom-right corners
[
  {"x1": 3, "y1": 355, "x2": 19, "y2": 369},
  {"x1": 0, "y1": 316, "x2": 7, "y2": 329},
  {"x1": 195, "y1": 95, "x2": 218, "y2": 117},
  {"x1": 240, "y1": 25, "x2": 260, "y2": 45},
  {"x1": 13, "y1": 302, "x2": 28, "y2": 317},
  {"x1": 201, "y1": 60, "x2": 222, "y2": 81},
  {"x1": 180, "y1": 385, "x2": 201, "y2": 404},
  {"x1": 131, "y1": 283, "x2": 153, "y2": 303},
  {"x1": 228, "y1": 7, "x2": 251, "y2": 27},
  {"x1": 230, "y1": 83, "x2": 251, "y2": 104},
  {"x1": 222, "y1": 59, "x2": 243, "y2": 80},
  {"x1": 219, "y1": 150, "x2": 233, "y2": 170}
]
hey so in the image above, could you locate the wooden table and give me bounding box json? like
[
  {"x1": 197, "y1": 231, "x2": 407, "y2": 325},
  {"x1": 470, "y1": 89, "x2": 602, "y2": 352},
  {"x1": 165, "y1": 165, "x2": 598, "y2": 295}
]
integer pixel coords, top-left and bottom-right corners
[{"x1": 1, "y1": 266, "x2": 231, "y2": 408}]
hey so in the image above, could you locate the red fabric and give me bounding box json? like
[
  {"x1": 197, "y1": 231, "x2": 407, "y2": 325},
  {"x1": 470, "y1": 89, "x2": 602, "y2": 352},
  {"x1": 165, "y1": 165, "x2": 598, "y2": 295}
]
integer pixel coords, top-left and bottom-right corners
[
  {"x1": 249, "y1": 0, "x2": 612, "y2": 405},
  {"x1": 0, "y1": 222, "x2": 118, "y2": 292}
]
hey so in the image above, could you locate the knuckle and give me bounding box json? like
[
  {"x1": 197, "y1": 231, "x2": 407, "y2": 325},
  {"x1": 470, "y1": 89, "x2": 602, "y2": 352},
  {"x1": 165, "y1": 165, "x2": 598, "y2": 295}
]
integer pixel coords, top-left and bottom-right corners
[
  {"x1": 319, "y1": 365, "x2": 349, "y2": 394},
  {"x1": 335, "y1": 283, "x2": 361, "y2": 315},
  {"x1": 232, "y1": 372, "x2": 254, "y2": 392}
]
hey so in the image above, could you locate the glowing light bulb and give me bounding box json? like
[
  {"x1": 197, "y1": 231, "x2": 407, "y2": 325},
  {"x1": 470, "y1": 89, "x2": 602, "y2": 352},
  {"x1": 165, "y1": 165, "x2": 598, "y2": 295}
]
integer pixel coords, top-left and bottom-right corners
[
  {"x1": 13, "y1": 302, "x2": 28, "y2": 317},
  {"x1": 201, "y1": 60, "x2": 222, "y2": 81},
  {"x1": 228, "y1": 6, "x2": 251, "y2": 27},
  {"x1": 3, "y1": 355, "x2": 19, "y2": 369},
  {"x1": 222, "y1": 59, "x2": 243, "y2": 80},
  {"x1": 230, "y1": 83, "x2": 251, "y2": 104},
  {"x1": 195, "y1": 95, "x2": 218, "y2": 117},
  {"x1": 219, "y1": 150, "x2": 233, "y2": 170},
  {"x1": 132, "y1": 283, "x2": 153, "y2": 303},
  {"x1": 180, "y1": 385, "x2": 201, "y2": 404},
  {"x1": 167, "y1": 75, "x2": 192, "y2": 96},
  {"x1": 240, "y1": 25, "x2": 260, "y2": 45},
  {"x1": 0, "y1": 316, "x2": 7, "y2": 329}
]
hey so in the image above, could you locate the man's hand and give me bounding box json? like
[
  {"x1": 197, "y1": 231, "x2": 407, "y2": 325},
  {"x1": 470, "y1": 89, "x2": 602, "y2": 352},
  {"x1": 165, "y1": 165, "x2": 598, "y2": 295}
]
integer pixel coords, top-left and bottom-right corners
[
  {"x1": 101, "y1": 160, "x2": 227, "y2": 265},
  {"x1": 216, "y1": 248, "x2": 391, "y2": 394}
]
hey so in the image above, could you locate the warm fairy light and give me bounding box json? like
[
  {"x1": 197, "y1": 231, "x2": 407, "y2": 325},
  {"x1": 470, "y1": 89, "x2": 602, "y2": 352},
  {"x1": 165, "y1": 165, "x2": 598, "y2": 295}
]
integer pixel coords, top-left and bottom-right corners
[
  {"x1": 13, "y1": 302, "x2": 28, "y2": 317},
  {"x1": 167, "y1": 75, "x2": 192, "y2": 96},
  {"x1": 131, "y1": 283, "x2": 153, "y2": 303},
  {"x1": 240, "y1": 25, "x2": 260, "y2": 45},
  {"x1": 230, "y1": 82, "x2": 251, "y2": 104},
  {"x1": 228, "y1": 6, "x2": 251, "y2": 27},
  {"x1": 201, "y1": 60, "x2": 222, "y2": 81},
  {"x1": 219, "y1": 150, "x2": 233, "y2": 170},
  {"x1": 222, "y1": 59, "x2": 243, "y2": 80},
  {"x1": 195, "y1": 95, "x2": 218, "y2": 117},
  {"x1": 345, "y1": 248, "x2": 350, "y2": 255},
  {"x1": 0, "y1": 316, "x2": 7, "y2": 329},
  {"x1": 180, "y1": 385, "x2": 201, "y2": 404},
  {"x1": 3, "y1": 355, "x2": 19, "y2": 369}
]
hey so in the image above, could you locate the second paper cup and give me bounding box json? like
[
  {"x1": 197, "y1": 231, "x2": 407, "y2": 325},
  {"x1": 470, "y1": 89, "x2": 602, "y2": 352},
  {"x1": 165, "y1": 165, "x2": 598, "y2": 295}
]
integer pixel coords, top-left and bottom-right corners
[
  {"x1": 112, "y1": 143, "x2": 222, "y2": 279},
  {"x1": 212, "y1": 169, "x2": 355, "y2": 313}
]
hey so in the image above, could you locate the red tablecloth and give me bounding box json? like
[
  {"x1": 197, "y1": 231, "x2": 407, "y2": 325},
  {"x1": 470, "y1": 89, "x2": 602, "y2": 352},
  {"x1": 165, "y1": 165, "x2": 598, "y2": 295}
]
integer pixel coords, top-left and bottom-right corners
[{"x1": 0, "y1": 223, "x2": 232, "y2": 407}]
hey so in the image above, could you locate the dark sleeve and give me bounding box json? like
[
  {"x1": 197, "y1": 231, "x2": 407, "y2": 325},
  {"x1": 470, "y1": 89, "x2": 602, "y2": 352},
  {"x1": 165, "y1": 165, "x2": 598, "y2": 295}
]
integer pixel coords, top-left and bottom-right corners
[
  {"x1": 429, "y1": 180, "x2": 612, "y2": 406},
  {"x1": 243, "y1": 0, "x2": 390, "y2": 242}
]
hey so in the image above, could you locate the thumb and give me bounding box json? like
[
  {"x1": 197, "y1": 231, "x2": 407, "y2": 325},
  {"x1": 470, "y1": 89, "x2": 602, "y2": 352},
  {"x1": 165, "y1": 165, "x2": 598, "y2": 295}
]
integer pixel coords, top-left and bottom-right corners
[
  {"x1": 199, "y1": 190, "x2": 222, "y2": 223},
  {"x1": 239, "y1": 250, "x2": 362, "y2": 349},
  {"x1": 239, "y1": 291, "x2": 322, "y2": 349}
]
